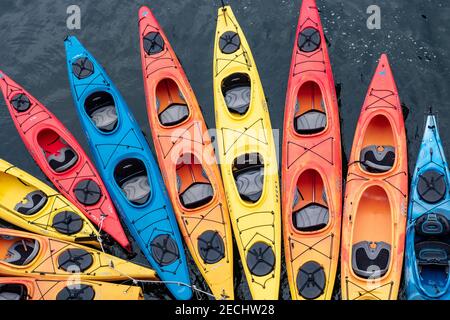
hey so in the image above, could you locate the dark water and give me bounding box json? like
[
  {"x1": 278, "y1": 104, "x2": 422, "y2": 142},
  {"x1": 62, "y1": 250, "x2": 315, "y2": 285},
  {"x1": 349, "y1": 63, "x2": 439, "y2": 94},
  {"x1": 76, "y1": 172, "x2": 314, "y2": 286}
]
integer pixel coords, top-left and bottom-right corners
[{"x1": 0, "y1": 0, "x2": 449, "y2": 300}]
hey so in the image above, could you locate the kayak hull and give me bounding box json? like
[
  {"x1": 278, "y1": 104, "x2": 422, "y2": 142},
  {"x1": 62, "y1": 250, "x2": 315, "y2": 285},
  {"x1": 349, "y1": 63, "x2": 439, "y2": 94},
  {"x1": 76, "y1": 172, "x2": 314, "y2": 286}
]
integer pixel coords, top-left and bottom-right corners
[
  {"x1": 0, "y1": 228, "x2": 156, "y2": 281},
  {"x1": 405, "y1": 115, "x2": 450, "y2": 300},
  {"x1": 282, "y1": 0, "x2": 342, "y2": 300},
  {"x1": 139, "y1": 7, "x2": 234, "y2": 300},
  {"x1": 64, "y1": 36, "x2": 192, "y2": 300},
  {"x1": 213, "y1": 6, "x2": 281, "y2": 300},
  {"x1": 341, "y1": 54, "x2": 407, "y2": 300}
]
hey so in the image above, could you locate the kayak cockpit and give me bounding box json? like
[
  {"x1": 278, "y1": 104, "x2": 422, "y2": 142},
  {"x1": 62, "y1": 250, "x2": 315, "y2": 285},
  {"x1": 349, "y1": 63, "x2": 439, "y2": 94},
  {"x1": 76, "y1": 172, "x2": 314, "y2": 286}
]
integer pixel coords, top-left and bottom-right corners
[
  {"x1": 84, "y1": 91, "x2": 118, "y2": 133},
  {"x1": 222, "y1": 73, "x2": 251, "y2": 116},
  {"x1": 176, "y1": 154, "x2": 214, "y2": 209},
  {"x1": 292, "y1": 169, "x2": 329, "y2": 232},
  {"x1": 351, "y1": 186, "x2": 392, "y2": 279},
  {"x1": 156, "y1": 79, "x2": 190, "y2": 127},
  {"x1": 232, "y1": 153, "x2": 264, "y2": 204},
  {"x1": 114, "y1": 159, "x2": 151, "y2": 206},
  {"x1": 37, "y1": 129, "x2": 78, "y2": 173},
  {"x1": 0, "y1": 171, "x2": 48, "y2": 216},
  {"x1": 294, "y1": 81, "x2": 327, "y2": 135},
  {"x1": 0, "y1": 284, "x2": 28, "y2": 300},
  {"x1": 413, "y1": 209, "x2": 450, "y2": 296},
  {"x1": 360, "y1": 115, "x2": 395, "y2": 173},
  {"x1": 0, "y1": 235, "x2": 40, "y2": 266}
]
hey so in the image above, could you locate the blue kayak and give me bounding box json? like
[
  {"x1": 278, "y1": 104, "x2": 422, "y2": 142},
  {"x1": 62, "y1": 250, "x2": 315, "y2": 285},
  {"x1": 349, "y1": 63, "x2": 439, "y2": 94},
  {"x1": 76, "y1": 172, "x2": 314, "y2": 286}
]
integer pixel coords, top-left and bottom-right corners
[
  {"x1": 405, "y1": 114, "x2": 450, "y2": 300},
  {"x1": 64, "y1": 36, "x2": 192, "y2": 300}
]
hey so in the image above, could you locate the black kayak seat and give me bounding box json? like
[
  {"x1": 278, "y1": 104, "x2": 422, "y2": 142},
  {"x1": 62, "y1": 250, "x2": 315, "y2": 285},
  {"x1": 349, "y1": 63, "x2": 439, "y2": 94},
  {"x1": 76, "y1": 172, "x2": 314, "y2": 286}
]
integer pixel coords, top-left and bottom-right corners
[
  {"x1": 294, "y1": 110, "x2": 327, "y2": 135},
  {"x1": 5, "y1": 239, "x2": 40, "y2": 266},
  {"x1": 158, "y1": 103, "x2": 190, "y2": 126},
  {"x1": 85, "y1": 92, "x2": 118, "y2": 132},
  {"x1": 121, "y1": 176, "x2": 151, "y2": 205},
  {"x1": 352, "y1": 241, "x2": 391, "y2": 279},
  {"x1": 233, "y1": 165, "x2": 264, "y2": 203},
  {"x1": 415, "y1": 241, "x2": 450, "y2": 268},
  {"x1": 46, "y1": 146, "x2": 78, "y2": 173},
  {"x1": 179, "y1": 182, "x2": 214, "y2": 209},
  {"x1": 415, "y1": 213, "x2": 450, "y2": 237},
  {"x1": 14, "y1": 190, "x2": 47, "y2": 215},
  {"x1": 417, "y1": 170, "x2": 447, "y2": 204},
  {"x1": 222, "y1": 73, "x2": 251, "y2": 116},
  {"x1": 0, "y1": 284, "x2": 27, "y2": 300},
  {"x1": 293, "y1": 202, "x2": 329, "y2": 232},
  {"x1": 91, "y1": 105, "x2": 118, "y2": 132},
  {"x1": 360, "y1": 145, "x2": 395, "y2": 173}
]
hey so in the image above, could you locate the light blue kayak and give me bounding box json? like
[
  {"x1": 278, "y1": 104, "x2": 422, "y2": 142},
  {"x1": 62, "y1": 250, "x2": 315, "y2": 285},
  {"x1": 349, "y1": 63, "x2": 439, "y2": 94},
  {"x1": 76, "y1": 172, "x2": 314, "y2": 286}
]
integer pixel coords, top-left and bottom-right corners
[
  {"x1": 64, "y1": 36, "x2": 192, "y2": 300},
  {"x1": 405, "y1": 113, "x2": 450, "y2": 300}
]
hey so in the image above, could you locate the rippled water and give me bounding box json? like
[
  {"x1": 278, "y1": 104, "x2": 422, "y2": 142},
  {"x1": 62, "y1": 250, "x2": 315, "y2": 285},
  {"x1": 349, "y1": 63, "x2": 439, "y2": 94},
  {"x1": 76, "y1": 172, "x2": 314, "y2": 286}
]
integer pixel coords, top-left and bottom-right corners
[{"x1": 0, "y1": 0, "x2": 449, "y2": 300}]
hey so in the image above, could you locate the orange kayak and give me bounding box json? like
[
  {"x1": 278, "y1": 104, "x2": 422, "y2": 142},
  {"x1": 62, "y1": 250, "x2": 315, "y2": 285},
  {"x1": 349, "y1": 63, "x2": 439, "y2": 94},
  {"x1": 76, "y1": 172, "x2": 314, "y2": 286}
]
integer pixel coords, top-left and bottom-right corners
[
  {"x1": 0, "y1": 277, "x2": 143, "y2": 300},
  {"x1": 341, "y1": 54, "x2": 408, "y2": 300},
  {"x1": 138, "y1": 6, "x2": 234, "y2": 299},
  {"x1": 282, "y1": 0, "x2": 342, "y2": 300}
]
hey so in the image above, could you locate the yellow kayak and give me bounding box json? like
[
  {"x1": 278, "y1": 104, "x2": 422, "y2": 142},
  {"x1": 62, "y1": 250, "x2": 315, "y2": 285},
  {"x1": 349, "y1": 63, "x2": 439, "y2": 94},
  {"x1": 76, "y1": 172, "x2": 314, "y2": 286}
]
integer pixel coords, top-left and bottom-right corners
[
  {"x1": 213, "y1": 5, "x2": 281, "y2": 300},
  {"x1": 0, "y1": 159, "x2": 99, "y2": 247},
  {"x1": 0, "y1": 228, "x2": 157, "y2": 281},
  {"x1": 0, "y1": 277, "x2": 143, "y2": 300}
]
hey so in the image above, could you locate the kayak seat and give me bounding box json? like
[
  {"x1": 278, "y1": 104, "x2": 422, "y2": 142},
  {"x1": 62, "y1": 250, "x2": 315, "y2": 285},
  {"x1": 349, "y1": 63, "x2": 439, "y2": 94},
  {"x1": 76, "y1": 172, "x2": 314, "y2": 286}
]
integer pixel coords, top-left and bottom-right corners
[
  {"x1": 352, "y1": 241, "x2": 391, "y2": 279},
  {"x1": 0, "y1": 284, "x2": 27, "y2": 300},
  {"x1": 415, "y1": 241, "x2": 450, "y2": 269},
  {"x1": 360, "y1": 145, "x2": 395, "y2": 173},
  {"x1": 294, "y1": 110, "x2": 327, "y2": 135},
  {"x1": 14, "y1": 190, "x2": 47, "y2": 215},
  {"x1": 85, "y1": 92, "x2": 118, "y2": 132},
  {"x1": 158, "y1": 103, "x2": 189, "y2": 126},
  {"x1": 234, "y1": 165, "x2": 264, "y2": 203},
  {"x1": 91, "y1": 105, "x2": 118, "y2": 132},
  {"x1": 415, "y1": 213, "x2": 450, "y2": 237},
  {"x1": 417, "y1": 170, "x2": 446, "y2": 204},
  {"x1": 5, "y1": 239, "x2": 40, "y2": 266},
  {"x1": 222, "y1": 73, "x2": 251, "y2": 116},
  {"x1": 114, "y1": 159, "x2": 151, "y2": 206},
  {"x1": 293, "y1": 202, "x2": 329, "y2": 232},
  {"x1": 121, "y1": 176, "x2": 151, "y2": 206},
  {"x1": 47, "y1": 146, "x2": 78, "y2": 173},
  {"x1": 233, "y1": 153, "x2": 264, "y2": 203},
  {"x1": 179, "y1": 182, "x2": 214, "y2": 209}
]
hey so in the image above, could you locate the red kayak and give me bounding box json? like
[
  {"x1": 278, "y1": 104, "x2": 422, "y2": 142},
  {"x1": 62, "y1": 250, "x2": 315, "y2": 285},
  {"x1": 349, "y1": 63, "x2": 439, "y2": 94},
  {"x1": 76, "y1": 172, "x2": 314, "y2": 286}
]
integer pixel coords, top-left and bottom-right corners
[
  {"x1": 0, "y1": 71, "x2": 130, "y2": 251},
  {"x1": 282, "y1": 0, "x2": 342, "y2": 300}
]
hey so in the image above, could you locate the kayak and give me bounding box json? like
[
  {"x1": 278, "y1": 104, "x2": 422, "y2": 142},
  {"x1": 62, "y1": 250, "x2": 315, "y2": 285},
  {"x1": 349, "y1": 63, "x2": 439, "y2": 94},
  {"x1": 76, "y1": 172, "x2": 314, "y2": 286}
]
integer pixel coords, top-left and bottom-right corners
[
  {"x1": 213, "y1": 5, "x2": 281, "y2": 299},
  {"x1": 282, "y1": 0, "x2": 342, "y2": 300},
  {"x1": 405, "y1": 114, "x2": 450, "y2": 300},
  {"x1": 341, "y1": 54, "x2": 408, "y2": 300},
  {"x1": 138, "y1": 7, "x2": 234, "y2": 300},
  {"x1": 0, "y1": 158, "x2": 99, "y2": 246},
  {"x1": 64, "y1": 36, "x2": 192, "y2": 300},
  {"x1": 0, "y1": 277, "x2": 143, "y2": 300},
  {"x1": 0, "y1": 71, "x2": 130, "y2": 251},
  {"x1": 0, "y1": 228, "x2": 156, "y2": 281}
]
